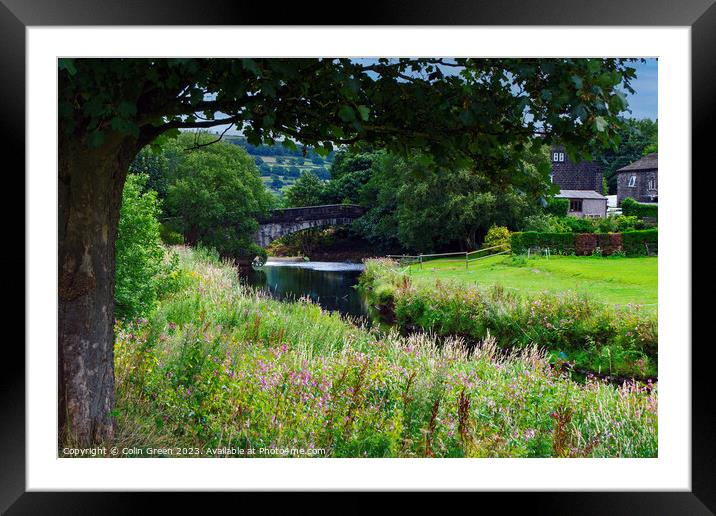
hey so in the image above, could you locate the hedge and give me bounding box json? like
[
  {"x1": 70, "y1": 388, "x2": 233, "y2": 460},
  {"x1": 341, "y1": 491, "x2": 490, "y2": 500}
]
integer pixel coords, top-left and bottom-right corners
[
  {"x1": 622, "y1": 229, "x2": 658, "y2": 256},
  {"x1": 511, "y1": 229, "x2": 657, "y2": 256},
  {"x1": 510, "y1": 232, "x2": 576, "y2": 255},
  {"x1": 621, "y1": 197, "x2": 658, "y2": 220}
]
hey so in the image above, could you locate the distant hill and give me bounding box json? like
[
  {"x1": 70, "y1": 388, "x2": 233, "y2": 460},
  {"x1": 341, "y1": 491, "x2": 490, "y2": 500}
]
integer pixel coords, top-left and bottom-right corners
[{"x1": 222, "y1": 135, "x2": 334, "y2": 196}]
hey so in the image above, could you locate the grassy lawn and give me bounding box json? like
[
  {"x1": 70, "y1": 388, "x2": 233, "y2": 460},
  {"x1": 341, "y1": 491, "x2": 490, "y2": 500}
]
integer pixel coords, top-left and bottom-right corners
[{"x1": 405, "y1": 254, "x2": 657, "y2": 309}]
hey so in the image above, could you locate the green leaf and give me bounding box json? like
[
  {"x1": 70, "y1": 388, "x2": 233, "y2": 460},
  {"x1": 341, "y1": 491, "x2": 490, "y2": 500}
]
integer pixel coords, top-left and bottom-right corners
[
  {"x1": 58, "y1": 58, "x2": 76, "y2": 75},
  {"x1": 356, "y1": 105, "x2": 370, "y2": 122},
  {"x1": 570, "y1": 75, "x2": 583, "y2": 90},
  {"x1": 594, "y1": 116, "x2": 608, "y2": 132},
  {"x1": 338, "y1": 105, "x2": 356, "y2": 122}
]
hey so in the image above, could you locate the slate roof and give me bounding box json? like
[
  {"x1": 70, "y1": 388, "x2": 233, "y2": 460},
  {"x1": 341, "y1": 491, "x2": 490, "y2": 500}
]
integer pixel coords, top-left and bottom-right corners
[
  {"x1": 617, "y1": 153, "x2": 658, "y2": 172},
  {"x1": 556, "y1": 190, "x2": 607, "y2": 200}
]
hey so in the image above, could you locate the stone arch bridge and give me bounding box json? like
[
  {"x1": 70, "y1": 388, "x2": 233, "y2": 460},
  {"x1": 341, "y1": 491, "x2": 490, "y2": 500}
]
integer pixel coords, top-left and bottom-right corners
[{"x1": 255, "y1": 204, "x2": 366, "y2": 247}]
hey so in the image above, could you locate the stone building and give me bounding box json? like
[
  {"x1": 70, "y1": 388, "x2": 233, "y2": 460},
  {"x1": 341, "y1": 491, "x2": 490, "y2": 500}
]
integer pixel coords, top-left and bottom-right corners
[
  {"x1": 549, "y1": 146, "x2": 607, "y2": 217},
  {"x1": 555, "y1": 190, "x2": 608, "y2": 218},
  {"x1": 550, "y1": 146, "x2": 603, "y2": 192},
  {"x1": 616, "y1": 153, "x2": 658, "y2": 205}
]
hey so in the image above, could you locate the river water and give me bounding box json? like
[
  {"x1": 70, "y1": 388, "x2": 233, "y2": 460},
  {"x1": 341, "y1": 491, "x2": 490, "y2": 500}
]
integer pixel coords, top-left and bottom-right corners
[{"x1": 243, "y1": 260, "x2": 369, "y2": 319}]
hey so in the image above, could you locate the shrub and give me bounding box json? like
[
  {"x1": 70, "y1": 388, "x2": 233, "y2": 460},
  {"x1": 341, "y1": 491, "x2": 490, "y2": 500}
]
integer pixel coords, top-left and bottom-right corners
[
  {"x1": 622, "y1": 229, "x2": 658, "y2": 256},
  {"x1": 511, "y1": 232, "x2": 575, "y2": 254},
  {"x1": 545, "y1": 197, "x2": 569, "y2": 217},
  {"x1": 115, "y1": 174, "x2": 167, "y2": 320},
  {"x1": 483, "y1": 225, "x2": 511, "y2": 252},
  {"x1": 562, "y1": 216, "x2": 597, "y2": 233},
  {"x1": 159, "y1": 223, "x2": 185, "y2": 245},
  {"x1": 621, "y1": 197, "x2": 658, "y2": 220},
  {"x1": 521, "y1": 213, "x2": 569, "y2": 233}
]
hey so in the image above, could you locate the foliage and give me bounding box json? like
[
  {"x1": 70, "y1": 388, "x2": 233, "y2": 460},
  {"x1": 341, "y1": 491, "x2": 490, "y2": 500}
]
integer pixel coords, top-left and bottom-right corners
[
  {"x1": 482, "y1": 225, "x2": 511, "y2": 252},
  {"x1": 511, "y1": 232, "x2": 576, "y2": 254},
  {"x1": 283, "y1": 171, "x2": 326, "y2": 208},
  {"x1": 595, "y1": 215, "x2": 643, "y2": 233},
  {"x1": 159, "y1": 223, "x2": 185, "y2": 245},
  {"x1": 356, "y1": 150, "x2": 545, "y2": 253},
  {"x1": 589, "y1": 118, "x2": 658, "y2": 194},
  {"x1": 621, "y1": 197, "x2": 658, "y2": 220},
  {"x1": 161, "y1": 133, "x2": 274, "y2": 260},
  {"x1": 562, "y1": 216, "x2": 599, "y2": 233},
  {"x1": 361, "y1": 259, "x2": 658, "y2": 379},
  {"x1": 545, "y1": 197, "x2": 569, "y2": 217},
  {"x1": 622, "y1": 229, "x2": 658, "y2": 256},
  {"x1": 512, "y1": 229, "x2": 657, "y2": 257},
  {"x1": 112, "y1": 247, "x2": 657, "y2": 457},
  {"x1": 265, "y1": 226, "x2": 372, "y2": 259},
  {"x1": 115, "y1": 174, "x2": 180, "y2": 319},
  {"x1": 60, "y1": 58, "x2": 639, "y2": 184},
  {"x1": 521, "y1": 213, "x2": 570, "y2": 233},
  {"x1": 523, "y1": 213, "x2": 647, "y2": 235},
  {"x1": 128, "y1": 147, "x2": 171, "y2": 201}
]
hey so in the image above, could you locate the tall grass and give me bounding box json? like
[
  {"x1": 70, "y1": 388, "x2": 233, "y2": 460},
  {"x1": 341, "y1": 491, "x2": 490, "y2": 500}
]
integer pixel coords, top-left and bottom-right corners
[
  {"x1": 111, "y1": 247, "x2": 657, "y2": 458},
  {"x1": 360, "y1": 258, "x2": 658, "y2": 379}
]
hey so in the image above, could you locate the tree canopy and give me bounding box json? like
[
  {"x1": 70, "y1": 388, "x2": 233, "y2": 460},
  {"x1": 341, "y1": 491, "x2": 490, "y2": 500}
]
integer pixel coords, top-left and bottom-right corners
[{"x1": 59, "y1": 57, "x2": 638, "y2": 180}]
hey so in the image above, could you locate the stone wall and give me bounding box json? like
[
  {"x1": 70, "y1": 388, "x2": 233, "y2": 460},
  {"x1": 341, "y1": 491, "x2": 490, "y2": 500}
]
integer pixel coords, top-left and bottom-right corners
[
  {"x1": 617, "y1": 169, "x2": 658, "y2": 204},
  {"x1": 550, "y1": 147, "x2": 603, "y2": 191}
]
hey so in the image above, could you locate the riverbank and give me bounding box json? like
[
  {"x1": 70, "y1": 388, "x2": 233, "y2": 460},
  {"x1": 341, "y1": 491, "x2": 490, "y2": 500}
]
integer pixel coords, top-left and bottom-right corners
[
  {"x1": 359, "y1": 258, "x2": 658, "y2": 380},
  {"x1": 405, "y1": 254, "x2": 657, "y2": 309},
  {"x1": 108, "y1": 246, "x2": 657, "y2": 458}
]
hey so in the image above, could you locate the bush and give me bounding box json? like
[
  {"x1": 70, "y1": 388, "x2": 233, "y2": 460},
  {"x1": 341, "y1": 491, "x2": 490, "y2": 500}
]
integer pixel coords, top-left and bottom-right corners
[
  {"x1": 622, "y1": 229, "x2": 658, "y2": 256},
  {"x1": 562, "y1": 216, "x2": 597, "y2": 233},
  {"x1": 362, "y1": 260, "x2": 658, "y2": 379},
  {"x1": 482, "y1": 225, "x2": 511, "y2": 252},
  {"x1": 621, "y1": 197, "x2": 658, "y2": 220},
  {"x1": 521, "y1": 213, "x2": 569, "y2": 233},
  {"x1": 115, "y1": 174, "x2": 168, "y2": 320},
  {"x1": 511, "y1": 232, "x2": 576, "y2": 254},
  {"x1": 159, "y1": 223, "x2": 185, "y2": 245},
  {"x1": 545, "y1": 197, "x2": 569, "y2": 217}
]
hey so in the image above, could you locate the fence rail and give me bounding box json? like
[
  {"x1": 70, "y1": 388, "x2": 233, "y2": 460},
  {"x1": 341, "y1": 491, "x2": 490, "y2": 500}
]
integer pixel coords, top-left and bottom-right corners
[{"x1": 386, "y1": 244, "x2": 510, "y2": 270}]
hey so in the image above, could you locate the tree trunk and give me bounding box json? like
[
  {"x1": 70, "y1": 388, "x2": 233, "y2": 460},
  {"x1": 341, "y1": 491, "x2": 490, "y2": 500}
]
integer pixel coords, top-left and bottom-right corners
[{"x1": 58, "y1": 129, "x2": 137, "y2": 446}]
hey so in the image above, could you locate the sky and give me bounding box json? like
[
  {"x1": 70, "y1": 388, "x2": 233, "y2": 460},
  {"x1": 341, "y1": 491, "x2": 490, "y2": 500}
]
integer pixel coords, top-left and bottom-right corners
[
  {"x1": 207, "y1": 57, "x2": 657, "y2": 136},
  {"x1": 623, "y1": 58, "x2": 658, "y2": 120}
]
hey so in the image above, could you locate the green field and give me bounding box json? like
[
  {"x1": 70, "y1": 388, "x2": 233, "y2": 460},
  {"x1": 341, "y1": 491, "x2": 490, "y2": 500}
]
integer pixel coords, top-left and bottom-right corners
[{"x1": 405, "y1": 254, "x2": 657, "y2": 309}]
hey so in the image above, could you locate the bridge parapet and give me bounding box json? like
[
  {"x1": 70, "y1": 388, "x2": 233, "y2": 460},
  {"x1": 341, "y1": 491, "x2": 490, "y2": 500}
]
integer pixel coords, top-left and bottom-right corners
[
  {"x1": 254, "y1": 204, "x2": 366, "y2": 248},
  {"x1": 259, "y1": 204, "x2": 366, "y2": 224}
]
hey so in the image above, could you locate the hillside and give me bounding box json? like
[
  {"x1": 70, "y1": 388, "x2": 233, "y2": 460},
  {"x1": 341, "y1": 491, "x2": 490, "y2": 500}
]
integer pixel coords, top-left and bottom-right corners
[{"x1": 222, "y1": 135, "x2": 334, "y2": 196}]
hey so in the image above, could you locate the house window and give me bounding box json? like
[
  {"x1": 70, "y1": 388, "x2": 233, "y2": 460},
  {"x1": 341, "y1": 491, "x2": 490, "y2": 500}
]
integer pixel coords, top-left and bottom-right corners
[
  {"x1": 569, "y1": 199, "x2": 583, "y2": 212},
  {"x1": 553, "y1": 152, "x2": 559, "y2": 162},
  {"x1": 559, "y1": 152, "x2": 565, "y2": 162},
  {"x1": 648, "y1": 178, "x2": 656, "y2": 190},
  {"x1": 628, "y1": 175, "x2": 637, "y2": 187}
]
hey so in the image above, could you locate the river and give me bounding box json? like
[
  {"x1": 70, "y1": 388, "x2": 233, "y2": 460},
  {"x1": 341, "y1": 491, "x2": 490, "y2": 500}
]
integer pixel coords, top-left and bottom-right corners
[{"x1": 243, "y1": 260, "x2": 369, "y2": 320}]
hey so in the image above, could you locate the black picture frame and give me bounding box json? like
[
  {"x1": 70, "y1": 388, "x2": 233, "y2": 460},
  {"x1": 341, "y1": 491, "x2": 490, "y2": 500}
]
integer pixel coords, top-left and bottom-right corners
[{"x1": 2, "y1": 0, "x2": 710, "y2": 513}]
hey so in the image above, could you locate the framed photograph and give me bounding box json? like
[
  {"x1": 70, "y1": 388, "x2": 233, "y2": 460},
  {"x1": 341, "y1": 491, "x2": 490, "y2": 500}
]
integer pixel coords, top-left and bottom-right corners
[{"x1": 5, "y1": 0, "x2": 711, "y2": 512}]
